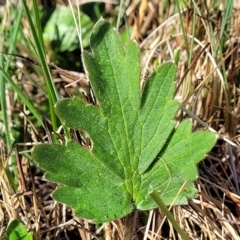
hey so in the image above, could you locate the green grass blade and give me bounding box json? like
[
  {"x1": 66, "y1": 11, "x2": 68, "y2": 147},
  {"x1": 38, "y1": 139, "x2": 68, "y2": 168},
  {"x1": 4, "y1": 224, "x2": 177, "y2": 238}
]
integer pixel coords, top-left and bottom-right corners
[
  {"x1": 0, "y1": 3, "x2": 25, "y2": 189},
  {"x1": 21, "y1": 0, "x2": 58, "y2": 130},
  {"x1": 0, "y1": 4, "x2": 24, "y2": 147},
  {"x1": 0, "y1": 67, "x2": 43, "y2": 125},
  {"x1": 21, "y1": 0, "x2": 71, "y2": 140},
  {"x1": 149, "y1": 189, "x2": 190, "y2": 240}
]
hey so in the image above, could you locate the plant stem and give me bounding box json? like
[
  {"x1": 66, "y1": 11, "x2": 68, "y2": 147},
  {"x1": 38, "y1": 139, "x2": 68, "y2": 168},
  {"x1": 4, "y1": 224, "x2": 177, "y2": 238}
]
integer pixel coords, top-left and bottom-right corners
[
  {"x1": 150, "y1": 189, "x2": 190, "y2": 240},
  {"x1": 123, "y1": 213, "x2": 133, "y2": 239}
]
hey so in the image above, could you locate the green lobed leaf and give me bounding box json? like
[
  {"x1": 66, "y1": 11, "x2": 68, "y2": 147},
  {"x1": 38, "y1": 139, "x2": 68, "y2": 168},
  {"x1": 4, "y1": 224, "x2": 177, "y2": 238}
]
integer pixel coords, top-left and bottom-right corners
[{"x1": 32, "y1": 18, "x2": 216, "y2": 223}]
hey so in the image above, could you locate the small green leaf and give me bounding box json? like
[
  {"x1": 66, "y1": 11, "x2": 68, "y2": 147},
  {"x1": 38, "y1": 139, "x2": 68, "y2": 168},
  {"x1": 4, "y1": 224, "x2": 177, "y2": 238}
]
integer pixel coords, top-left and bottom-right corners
[
  {"x1": 3, "y1": 219, "x2": 32, "y2": 240},
  {"x1": 43, "y1": 6, "x2": 94, "y2": 51},
  {"x1": 32, "y1": 18, "x2": 216, "y2": 223}
]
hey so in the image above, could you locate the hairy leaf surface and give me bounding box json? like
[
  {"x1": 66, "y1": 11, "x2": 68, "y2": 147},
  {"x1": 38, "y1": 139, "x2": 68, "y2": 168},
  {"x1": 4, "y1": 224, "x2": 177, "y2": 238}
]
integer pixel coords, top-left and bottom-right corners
[{"x1": 32, "y1": 19, "x2": 216, "y2": 223}]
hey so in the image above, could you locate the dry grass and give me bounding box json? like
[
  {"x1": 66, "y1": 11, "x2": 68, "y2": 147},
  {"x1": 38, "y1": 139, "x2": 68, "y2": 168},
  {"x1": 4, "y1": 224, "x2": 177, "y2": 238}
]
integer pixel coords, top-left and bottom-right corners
[{"x1": 1, "y1": 0, "x2": 240, "y2": 239}]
